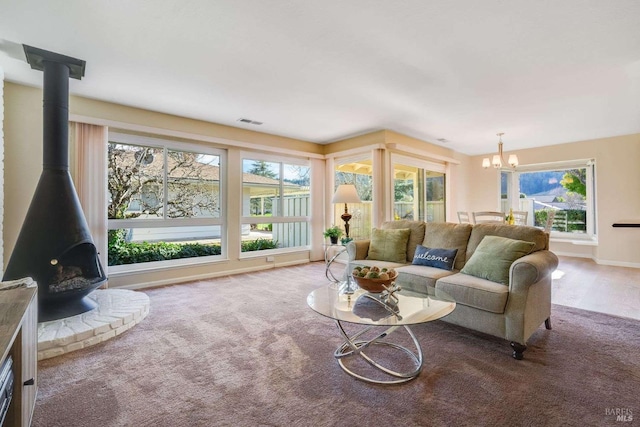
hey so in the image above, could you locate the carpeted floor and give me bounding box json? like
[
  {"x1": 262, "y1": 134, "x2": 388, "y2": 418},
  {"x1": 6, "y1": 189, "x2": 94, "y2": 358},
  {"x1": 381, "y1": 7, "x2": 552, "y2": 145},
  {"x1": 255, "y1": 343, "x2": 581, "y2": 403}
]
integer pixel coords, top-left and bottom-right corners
[{"x1": 32, "y1": 262, "x2": 639, "y2": 427}]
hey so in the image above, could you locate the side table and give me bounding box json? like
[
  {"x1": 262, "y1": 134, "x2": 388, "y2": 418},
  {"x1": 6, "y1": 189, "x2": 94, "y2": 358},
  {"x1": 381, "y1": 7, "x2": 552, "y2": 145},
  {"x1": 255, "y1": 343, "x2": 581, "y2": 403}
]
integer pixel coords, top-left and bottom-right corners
[{"x1": 324, "y1": 243, "x2": 347, "y2": 283}]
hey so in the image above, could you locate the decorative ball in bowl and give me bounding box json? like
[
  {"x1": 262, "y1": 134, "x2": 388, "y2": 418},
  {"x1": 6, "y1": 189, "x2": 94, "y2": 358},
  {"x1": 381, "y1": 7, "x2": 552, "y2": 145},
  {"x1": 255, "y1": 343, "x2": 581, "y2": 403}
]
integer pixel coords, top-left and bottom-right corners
[{"x1": 351, "y1": 266, "x2": 398, "y2": 293}]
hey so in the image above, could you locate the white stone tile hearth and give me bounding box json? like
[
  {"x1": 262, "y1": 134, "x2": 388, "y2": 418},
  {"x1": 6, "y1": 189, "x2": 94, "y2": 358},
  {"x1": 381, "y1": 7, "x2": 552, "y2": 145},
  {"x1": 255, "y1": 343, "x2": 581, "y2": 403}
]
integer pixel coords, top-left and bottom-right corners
[{"x1": 38, "y1": 289, "x2": 150, "y2": 360}]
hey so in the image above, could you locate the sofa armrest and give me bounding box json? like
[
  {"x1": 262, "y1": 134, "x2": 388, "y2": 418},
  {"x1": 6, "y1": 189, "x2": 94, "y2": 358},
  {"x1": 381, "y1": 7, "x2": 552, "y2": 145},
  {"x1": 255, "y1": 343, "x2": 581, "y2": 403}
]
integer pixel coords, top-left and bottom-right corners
[
  {"x1": 505, "y1": 250, "x2": 558, "y2": 344},
  {"x1": 346, "y1": 240, "x2": 370, "y2": 261},
  {"x1": 509, "y1": 250, "x2": 559, "y2": 293}
]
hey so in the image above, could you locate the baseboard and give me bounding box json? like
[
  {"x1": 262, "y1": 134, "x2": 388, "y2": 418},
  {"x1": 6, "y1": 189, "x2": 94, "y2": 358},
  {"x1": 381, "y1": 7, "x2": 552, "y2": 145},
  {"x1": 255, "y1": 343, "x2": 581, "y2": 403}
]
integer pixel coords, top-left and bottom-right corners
[
  {"x1": 553, "y1": 251, "x2": 595, "y2": 260},
  {"x1": 274, "y1": 259, "x2": 311, "y2": 268},
  {"x1": 555, "y1": 252, "x2": 640, "y2": 269},
  {"x1": 594, "y1": 259, "x2": 640, "y2": 269},
  {"x1": 120, "y1": 259, "x2": 310, "y2": 290}
]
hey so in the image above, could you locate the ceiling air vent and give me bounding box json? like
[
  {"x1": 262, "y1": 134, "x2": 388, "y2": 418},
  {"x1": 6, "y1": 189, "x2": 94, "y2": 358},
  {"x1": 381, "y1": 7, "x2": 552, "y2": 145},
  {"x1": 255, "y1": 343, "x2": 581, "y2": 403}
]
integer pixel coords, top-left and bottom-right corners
[{"x1": 237, "y1": 118, "x2": 263, "y2": 125}]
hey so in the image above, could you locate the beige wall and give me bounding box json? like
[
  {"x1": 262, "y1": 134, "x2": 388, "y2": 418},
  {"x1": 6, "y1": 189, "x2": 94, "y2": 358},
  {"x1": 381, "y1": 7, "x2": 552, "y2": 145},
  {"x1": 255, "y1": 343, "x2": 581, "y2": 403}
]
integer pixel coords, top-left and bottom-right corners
[
  {"x1": 323, "y1": 130, "x2": 386, "y2": 154},
  {"x1": 4, "y1": 80, "x2": 639, "y2": 291},
  {"x1": 3, "y1": 82, "x2": 323, "y2": 288},
  {"x1": 72, "y1": 94, "x2": 324, "y2": 157},
  {"x1": 467, "y1": 134, "x2": 640, "y2": 267},
  {"x1": 323, "y1": 129, "x2": 458, "y2": 159}
]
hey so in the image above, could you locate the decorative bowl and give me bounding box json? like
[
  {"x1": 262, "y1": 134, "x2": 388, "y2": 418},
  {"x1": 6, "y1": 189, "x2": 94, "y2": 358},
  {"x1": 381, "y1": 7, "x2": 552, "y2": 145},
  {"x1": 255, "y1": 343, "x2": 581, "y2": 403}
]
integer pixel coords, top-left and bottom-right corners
[{"x1": 351, "y1": 271, "x2": 398, "y2": 293}]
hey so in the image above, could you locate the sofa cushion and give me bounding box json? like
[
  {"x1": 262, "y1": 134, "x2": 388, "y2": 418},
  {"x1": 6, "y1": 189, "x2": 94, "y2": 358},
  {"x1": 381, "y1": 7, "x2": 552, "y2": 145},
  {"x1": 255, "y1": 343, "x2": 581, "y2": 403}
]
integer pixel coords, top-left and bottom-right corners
[
  {"x1": 381, "y1": 220, "x2": 426, "y2": 262},
  {"x1": 395, "y1": 264, "x2": 457, "y2": 293},
  {"x1": 435, "y1": 273, "x2": 510, "y2": 314},
  {"x1": 460, "y1": 236, "x2": 535, "y2": 285},
  {"x1": 423, "y1": 222, "x2": 473, "y2": 271},
  {"x1": 366, "y1": 228, "x2": 411, "y2": 263},
  {"x1": 412, "y1": 245, "x2": 458, "y2": 270}
]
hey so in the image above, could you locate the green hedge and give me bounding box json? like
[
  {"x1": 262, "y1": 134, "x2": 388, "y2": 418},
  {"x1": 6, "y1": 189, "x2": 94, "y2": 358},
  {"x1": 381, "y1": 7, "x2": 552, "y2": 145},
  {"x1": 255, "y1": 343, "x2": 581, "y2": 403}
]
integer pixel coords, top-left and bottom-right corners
[
  {"x1": 108, "y1": 230, "x2": 278, "y2": 266},
  {"x1": 240, "y1": 238, "x2": 278, "y2": 252},
  {"x1": 108, "y1": 240, "x2": 222, "y2": 266}
]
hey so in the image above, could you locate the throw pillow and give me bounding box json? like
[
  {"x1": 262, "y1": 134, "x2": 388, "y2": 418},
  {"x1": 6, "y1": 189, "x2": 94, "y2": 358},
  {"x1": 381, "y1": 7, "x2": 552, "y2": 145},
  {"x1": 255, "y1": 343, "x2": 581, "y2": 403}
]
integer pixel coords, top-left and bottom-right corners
[
  {"x1": 412, "y1": 245, "x2": 458, "y2": 271},
  {"x1": 460, "y1": 236, "x2": 535, "y2": 285},
  {"x1": 423, "y1": 222, "x2": 473, "y2": 270},
  {"x1": 367, "y1": 228, "x2": 411, "y2": 263},
  {"x1": 381, "y1": 220, "x2": 426, "y2": 262}
]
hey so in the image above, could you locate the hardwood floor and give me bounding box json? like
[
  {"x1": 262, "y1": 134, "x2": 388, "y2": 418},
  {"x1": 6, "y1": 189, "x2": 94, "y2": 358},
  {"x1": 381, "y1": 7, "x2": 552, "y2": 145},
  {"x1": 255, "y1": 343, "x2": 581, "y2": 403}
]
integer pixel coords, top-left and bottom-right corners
[{"x1": 553, "y1": 256, "x2": 640, "y2": 320}]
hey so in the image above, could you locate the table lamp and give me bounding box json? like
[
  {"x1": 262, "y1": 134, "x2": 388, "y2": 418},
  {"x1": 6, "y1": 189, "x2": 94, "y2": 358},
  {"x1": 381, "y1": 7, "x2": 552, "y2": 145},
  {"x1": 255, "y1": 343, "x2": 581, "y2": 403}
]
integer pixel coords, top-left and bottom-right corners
[{"x1": 331, "y1": 184, "x2": 361, "y2": 239}]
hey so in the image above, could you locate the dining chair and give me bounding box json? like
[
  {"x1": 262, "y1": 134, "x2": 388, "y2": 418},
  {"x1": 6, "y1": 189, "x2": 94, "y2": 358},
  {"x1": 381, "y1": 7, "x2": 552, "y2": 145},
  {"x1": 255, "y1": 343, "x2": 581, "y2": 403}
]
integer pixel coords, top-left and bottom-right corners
[
  {"x1": 457, "y1": 211, "x2": 472, "y2": 224},
  {"x1": 472, "y1": 211, "x2": 505, "y2": 224}
]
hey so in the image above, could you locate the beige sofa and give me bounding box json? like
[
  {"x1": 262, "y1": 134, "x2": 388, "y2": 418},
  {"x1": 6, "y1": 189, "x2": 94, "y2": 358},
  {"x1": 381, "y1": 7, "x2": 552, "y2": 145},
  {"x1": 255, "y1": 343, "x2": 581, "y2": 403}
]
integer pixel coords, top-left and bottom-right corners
[{"x1": 346, "y1": 220, "x2": 559, "y2": 359}]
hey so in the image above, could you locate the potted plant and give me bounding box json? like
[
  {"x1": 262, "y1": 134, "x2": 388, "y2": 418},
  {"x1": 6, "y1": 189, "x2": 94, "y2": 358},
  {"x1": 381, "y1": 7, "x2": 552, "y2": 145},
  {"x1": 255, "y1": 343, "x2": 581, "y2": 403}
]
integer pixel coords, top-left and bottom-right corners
[{"x1": 323, "y1": 225, "x2": 343, "y2": 244}]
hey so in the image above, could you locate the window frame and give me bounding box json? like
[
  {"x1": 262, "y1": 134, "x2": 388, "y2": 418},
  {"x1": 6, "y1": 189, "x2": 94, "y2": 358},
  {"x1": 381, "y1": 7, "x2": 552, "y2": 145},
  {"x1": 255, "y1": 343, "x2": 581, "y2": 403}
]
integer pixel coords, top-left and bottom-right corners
[
  {"x1": 333, "y1": 152, "x2": 374, "y2": 240},
  {"x1": 239, "y1": 151, "x2": 312, "y2": 256},
  {"x1": 107, "y1": 132, "x2": 227, "y2": 271},
  {"x1": 389, "y1": 153, "x2": 447, "y2": 223},
  {"x1": 501, "y1": 159, "x2": 596, "y2": 240}
]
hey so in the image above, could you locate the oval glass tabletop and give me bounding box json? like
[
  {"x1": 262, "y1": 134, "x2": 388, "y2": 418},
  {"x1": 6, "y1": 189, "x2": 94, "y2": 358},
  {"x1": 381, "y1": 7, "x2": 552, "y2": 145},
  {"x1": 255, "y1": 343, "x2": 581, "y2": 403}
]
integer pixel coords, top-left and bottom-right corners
[{"x1": 307, "y1": 285, "x2": 456, "y2": 326}]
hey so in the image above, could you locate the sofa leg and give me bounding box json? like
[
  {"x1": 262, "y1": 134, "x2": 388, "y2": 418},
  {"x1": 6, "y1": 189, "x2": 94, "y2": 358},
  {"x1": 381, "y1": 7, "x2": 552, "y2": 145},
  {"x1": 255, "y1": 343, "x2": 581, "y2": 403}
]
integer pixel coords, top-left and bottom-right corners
[
  {"x1": 545, "y1": 317, "x2": 552, "y2": 330},
  {"x1": 510, "y1": 342, "x2": 527, "y2": 360}
]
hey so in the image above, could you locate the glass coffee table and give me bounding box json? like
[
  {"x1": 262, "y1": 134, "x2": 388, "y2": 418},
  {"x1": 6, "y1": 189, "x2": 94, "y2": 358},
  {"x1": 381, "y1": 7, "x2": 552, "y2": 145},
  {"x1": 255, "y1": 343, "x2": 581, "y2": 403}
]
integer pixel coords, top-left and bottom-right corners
[{"x1": 307, "y1": 283, "x2": 456, "y2": 384}]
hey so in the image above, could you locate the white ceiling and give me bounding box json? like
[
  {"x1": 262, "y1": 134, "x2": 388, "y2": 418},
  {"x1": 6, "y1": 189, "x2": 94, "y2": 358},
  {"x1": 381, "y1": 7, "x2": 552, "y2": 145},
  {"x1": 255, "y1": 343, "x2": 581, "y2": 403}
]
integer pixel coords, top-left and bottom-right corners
[{"x1": 1, "y1": 1, "x2": 640, "y2": 155}]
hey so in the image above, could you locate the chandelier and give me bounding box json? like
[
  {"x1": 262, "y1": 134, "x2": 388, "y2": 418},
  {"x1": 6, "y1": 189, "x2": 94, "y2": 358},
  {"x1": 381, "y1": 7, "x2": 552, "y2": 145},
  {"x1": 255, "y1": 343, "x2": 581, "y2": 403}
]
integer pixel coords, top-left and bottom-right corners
[{"x1": 482, "y1": 133, "x2": 518, "y2": 169}]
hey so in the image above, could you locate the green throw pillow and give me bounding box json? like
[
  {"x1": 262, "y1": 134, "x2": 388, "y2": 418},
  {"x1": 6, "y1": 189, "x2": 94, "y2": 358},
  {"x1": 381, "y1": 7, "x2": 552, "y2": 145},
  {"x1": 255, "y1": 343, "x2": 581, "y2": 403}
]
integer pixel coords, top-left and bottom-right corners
[
  {"x1": 460, "y1": 235, "x2": 535, "y2": 285},
  {"x1": 367, "y1": 228, "x2": 411, "y2": 263}
]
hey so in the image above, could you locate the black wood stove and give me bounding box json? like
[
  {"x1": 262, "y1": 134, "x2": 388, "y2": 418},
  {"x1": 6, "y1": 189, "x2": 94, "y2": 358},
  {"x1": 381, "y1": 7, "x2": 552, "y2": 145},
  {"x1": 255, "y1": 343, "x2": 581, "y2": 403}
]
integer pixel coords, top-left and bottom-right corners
[{"x1": 3, "y1": 46, "x2": 107, "y2": 322}]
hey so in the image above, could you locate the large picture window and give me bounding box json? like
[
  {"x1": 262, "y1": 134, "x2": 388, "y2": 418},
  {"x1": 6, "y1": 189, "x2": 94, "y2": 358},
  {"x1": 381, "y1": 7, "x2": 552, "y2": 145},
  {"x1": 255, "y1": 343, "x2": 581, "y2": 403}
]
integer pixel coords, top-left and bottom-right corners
[
  {"x1": 501, "y1": 159, "x2": 596, "y2": 237},
  {"x1": 107, "y1": 134, "x2": 225, "y2": 267},
  {"x1": 241, "y1": 156, "x2": 311, "y2": 253}
]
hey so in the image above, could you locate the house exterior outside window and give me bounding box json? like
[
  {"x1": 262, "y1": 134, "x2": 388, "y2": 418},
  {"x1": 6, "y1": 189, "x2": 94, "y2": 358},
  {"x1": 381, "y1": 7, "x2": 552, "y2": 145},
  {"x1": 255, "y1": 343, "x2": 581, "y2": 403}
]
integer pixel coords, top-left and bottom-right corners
[
  {"x1": 107, "y1": 134, "x2": 226, "y2": 268},
  {"x1": 501, "y1": 159, "x2": 596, "y2": 238},
  {"x1": 391, "y1": 154, "x2": 446, "y2": 223},
  {"x1": 334, "y1": 155, "x2": 373, "y2": 240},
  {"x1": 240, "y1": 155, "x2": 311, "y2": 253}
]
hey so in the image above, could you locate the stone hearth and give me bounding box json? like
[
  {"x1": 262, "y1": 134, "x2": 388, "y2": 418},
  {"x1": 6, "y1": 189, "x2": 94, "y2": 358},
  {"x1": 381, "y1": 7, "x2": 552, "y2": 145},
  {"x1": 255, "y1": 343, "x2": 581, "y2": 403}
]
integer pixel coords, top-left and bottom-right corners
[{"x1": 38, "y1": 289, "x2": 150, "y2": 360}]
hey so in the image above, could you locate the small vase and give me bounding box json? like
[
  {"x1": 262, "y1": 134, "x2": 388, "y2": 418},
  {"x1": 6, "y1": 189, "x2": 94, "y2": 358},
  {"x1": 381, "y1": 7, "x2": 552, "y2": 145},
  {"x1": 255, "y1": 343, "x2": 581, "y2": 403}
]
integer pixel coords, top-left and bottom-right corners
[{"x1": 330, "y1": 236, "x2": 338, "y2": 244}]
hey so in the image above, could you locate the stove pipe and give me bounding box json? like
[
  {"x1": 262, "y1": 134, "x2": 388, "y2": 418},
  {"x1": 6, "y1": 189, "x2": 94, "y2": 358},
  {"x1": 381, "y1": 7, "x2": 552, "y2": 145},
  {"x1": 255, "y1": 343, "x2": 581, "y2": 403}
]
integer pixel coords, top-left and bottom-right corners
[{"x1": 3, "y1": 46, "x2": 107, "y2": 322}]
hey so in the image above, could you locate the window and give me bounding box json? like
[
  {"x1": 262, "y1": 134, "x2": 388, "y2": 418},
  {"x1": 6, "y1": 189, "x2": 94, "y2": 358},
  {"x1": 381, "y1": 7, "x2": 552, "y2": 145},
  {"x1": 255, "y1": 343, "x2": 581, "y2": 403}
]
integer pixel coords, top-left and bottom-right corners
[
  {"x1": 501, "y1": 160, "x2": 596, "y2": 237},
  {"x1": 241, "y1": 156, "x2": 311, "y2": 252},
  {"x1": 107, "y1": 135, "x2": 225, "y2": 267},
  {"x1": 334, "y1": 155, "x2": 373, "y2": 239},
  {"x1": 392, "y1": 155, "x2": 446, "y2": 223}
]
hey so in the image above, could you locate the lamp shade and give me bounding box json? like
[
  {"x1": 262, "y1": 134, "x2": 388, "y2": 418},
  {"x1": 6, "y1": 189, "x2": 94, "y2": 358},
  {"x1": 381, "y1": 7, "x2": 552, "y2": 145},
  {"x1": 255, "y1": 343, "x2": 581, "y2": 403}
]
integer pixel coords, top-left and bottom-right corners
[{"x1": 332, "y1": 184, "x2": 361, "y2": 204}]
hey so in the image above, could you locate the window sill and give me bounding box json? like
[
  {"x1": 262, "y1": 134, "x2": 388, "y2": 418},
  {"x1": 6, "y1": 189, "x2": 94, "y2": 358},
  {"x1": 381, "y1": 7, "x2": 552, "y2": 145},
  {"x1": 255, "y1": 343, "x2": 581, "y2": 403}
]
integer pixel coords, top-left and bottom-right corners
[
  {"x1": 549, "y1": 236, "x2": 598, "y2": 247},
  {"x1": 108, "y1": 255, "x2": 228, "y2": 277},
  {"x1": 239, "y1": 247, "x2": 310, "y2": 259}
]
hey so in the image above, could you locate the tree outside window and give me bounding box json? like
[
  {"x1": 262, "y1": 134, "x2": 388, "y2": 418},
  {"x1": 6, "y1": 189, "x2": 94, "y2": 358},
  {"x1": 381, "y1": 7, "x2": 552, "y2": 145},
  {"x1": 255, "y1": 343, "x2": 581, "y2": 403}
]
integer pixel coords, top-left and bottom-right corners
[
  {"x1": 503, "y1": 164, "x2": 593, "y2": 234},
  {"x1": 107, "y1": 141, "x2": 223, "y2": 266}
]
